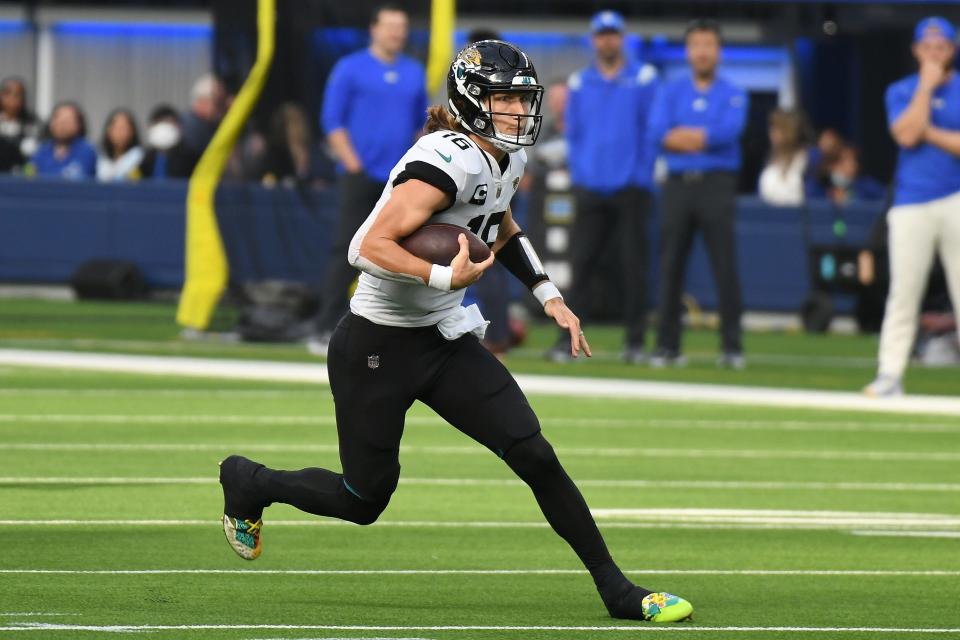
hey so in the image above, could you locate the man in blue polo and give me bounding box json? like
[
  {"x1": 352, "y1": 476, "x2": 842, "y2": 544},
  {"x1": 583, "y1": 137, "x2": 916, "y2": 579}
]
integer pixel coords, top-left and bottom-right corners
[
  {"x1": 308, "y1": 3, "x2": 428, "y2": 356},
  {"x1": 865, "y1": 17, "x2": 960, "y2": 397},
  {"x1": 547, "y1": 10, "x2": 659, "y2": 364},
  {"x1": 647, "y1": 18, "x2": 748, "y2": 369}
]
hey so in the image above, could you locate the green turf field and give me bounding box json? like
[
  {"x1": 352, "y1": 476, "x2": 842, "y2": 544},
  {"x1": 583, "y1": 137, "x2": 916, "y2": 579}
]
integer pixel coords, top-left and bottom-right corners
[
  {"x1": 3, "y1": 298, "x2": 960, "y2": 395},
  {"x1": 1, "y1": 361, "x2": 959, "y2": 639}
]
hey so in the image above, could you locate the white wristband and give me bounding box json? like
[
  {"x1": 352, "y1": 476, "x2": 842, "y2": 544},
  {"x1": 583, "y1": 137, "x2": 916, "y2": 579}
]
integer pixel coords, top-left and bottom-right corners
[
  {"x1": 533, "y1": 281, "x2": 562, "y2": 307},
  {"x1": 428, "y1": 264, "x2": 453, "y2": 291}
]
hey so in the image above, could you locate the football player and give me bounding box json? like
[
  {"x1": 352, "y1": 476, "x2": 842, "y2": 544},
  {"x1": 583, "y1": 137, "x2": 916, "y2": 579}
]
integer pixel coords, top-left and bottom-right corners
[{"x1": 219, "y1": 40, "x2": 693, "y2": 623}]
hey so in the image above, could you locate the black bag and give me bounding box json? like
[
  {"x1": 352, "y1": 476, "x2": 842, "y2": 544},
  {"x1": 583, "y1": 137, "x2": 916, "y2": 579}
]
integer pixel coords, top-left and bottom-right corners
[
  {"x1": 235, "y1": 281, "x2": 319, "y2": 342},
  {"x1": 70, "y1": 259, "x2": 146, "y2": 300}
]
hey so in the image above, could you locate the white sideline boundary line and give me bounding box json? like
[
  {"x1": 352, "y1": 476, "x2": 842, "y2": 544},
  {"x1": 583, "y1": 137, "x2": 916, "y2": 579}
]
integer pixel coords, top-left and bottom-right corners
[
  {"x1": 2, "y1": 349, "x2": 960, "y2": 416},
  {"x1": 4, "y1": 623, "x2": 960, "y2": 634},
  {"x1": 2, "y1": 442, "x2": 957, "y2": 462},
  {"x1": 2, "y1": 568, "x2": 958, "y2": 577},
  {"x1": 3, "y1": 476, "x2": 959, "y2": 493}
]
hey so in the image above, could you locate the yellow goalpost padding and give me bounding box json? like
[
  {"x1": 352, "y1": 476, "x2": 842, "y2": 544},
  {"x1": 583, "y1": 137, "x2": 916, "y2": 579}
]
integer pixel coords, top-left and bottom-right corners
[{"x1": 176, "y1": 0, "x2": 276, "y2": 330}]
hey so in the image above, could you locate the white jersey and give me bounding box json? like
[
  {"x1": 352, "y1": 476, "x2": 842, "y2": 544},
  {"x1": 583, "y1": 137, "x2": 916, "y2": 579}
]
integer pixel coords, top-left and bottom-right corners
[{"x1": 348, "y1": 129, "x2": 527, "y2": 334}]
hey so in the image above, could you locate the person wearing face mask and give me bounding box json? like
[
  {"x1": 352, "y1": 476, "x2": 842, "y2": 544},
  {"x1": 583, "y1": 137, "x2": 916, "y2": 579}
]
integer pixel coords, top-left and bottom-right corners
[
  {"x1": 0, "y1": 77, "x2": 39, "y2": 173},
  {"x1": 29, "y1": 101, "x2": 96, "y2": 180},
  {"x1": 822, "y1": 144, "x2": 886, "y2": 205},
  {"x1": 139, "y1": 105, "x2": 183, "y2": 180},
  {"x1": 865, "y1": 17, "x2": 960, "y2": 397}
]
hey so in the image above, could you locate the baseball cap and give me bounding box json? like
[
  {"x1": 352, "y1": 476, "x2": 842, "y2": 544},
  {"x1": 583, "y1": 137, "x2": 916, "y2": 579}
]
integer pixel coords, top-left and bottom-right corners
[
  {"x1": 590, "y1": 10, "x2": 625, "y2": 35},
  {"x1": 914, "y1": 16, "x2": 957, "y2": 44}
]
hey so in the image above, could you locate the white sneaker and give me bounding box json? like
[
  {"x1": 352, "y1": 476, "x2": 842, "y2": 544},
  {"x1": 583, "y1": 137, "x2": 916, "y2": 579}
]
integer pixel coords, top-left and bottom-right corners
[
  {"x1": 305, "y1": 333, "x2": 331, "y2": 357},
  {"x1": 863, "y1": 375, "x2": 903, "y2": 398}
]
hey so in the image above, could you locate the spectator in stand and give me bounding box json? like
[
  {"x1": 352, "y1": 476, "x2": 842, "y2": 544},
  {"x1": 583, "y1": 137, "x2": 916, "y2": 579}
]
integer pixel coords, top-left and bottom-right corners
[
  {"x1": 806, "y1": 127, "x2": 844, "y2": 197},
  {"x1": 139, "y1": 105, "x2": 183, "y2": 180},
  {"x1": 261, "y1": 102, "x2": 315, "y2": 187},
  {"x1": 168, "y1": 73, "x2": 227, "y2": 177},
  {"x1": 822, "y1": 144, "x2": 887, "y2": 204},
  {"x1": 0, "y1": 76, "x2": 39, "y2": 173},
  {"x1": 306, "y1": 3, "x2": 428, "y2": 356},
  {"x1": 97, "y1": 108, "x2": 144, "y2": 182},
  {"x1": 30, "y1": 101, "x2": 96, "y2": 180},
  {"x1": 758, "y1": 108, "x2": 811, "y2": 207}
]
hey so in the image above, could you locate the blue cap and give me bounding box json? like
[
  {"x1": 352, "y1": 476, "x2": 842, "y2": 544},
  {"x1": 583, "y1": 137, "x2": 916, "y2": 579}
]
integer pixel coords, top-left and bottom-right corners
[
  {"x1": 590, "y1": 10, "x2": 625, "y2": 35},
  {"x1": 914, "y1": 16, "x2": 957, "y2": 44}
]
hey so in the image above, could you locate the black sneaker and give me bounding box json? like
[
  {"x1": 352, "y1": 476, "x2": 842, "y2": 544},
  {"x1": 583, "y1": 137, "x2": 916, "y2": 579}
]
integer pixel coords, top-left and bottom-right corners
[{"x1": 219, "y1": 455, "x2": 269, "y2": 560}]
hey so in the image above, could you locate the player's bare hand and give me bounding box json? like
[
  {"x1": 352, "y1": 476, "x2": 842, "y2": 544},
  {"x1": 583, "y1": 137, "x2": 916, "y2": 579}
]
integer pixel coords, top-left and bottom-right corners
[
  {"x1": 544, "y1": 298, "x2": 592, "y2": 358},
  {"x1": 450, "y1": 233, "x2": 494, "y2": 289}
]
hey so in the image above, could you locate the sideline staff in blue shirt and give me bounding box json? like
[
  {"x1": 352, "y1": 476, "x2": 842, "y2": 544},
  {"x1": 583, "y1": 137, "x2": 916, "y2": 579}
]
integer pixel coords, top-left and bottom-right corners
[
  {"x1": 308, "y1": 4, "x2": 428, "y2": 355},
  {"x1": 648, "y1": 19, "x2": 748, "y2": 369},
  {"x1": 548, "y1": 10, "x2": 659, "y2": 364},
  {"x1": 865, "y1": 17, "x2": 960, "y2": 397}
]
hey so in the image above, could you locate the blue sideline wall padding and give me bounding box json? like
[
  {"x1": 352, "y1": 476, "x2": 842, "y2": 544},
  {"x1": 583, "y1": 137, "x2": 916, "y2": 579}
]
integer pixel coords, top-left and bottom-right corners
[{"x1": 0, "y1": 177, "x2": 884, "y2": 313}]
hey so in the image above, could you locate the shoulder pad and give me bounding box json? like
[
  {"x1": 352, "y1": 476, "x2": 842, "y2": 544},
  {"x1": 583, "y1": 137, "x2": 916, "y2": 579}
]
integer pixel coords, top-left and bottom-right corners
[
  {"x1": 513, "y1": 148, "x2": 528, "y2": 167},
  {"x1": 415, "y1": 131, "x2": 484, "y2": 175}
]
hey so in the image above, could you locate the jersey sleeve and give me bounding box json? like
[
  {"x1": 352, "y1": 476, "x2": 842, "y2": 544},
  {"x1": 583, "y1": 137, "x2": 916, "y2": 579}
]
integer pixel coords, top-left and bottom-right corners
[
  {"x1": 885, "y1": 79, "x2": 912, "y2": 130},
  {"x1": 391, "y1": 132, "x2": 482, "y2": 211},
  {"x1": 321, "y1": 58, "x2": 353, "y2": 135}
]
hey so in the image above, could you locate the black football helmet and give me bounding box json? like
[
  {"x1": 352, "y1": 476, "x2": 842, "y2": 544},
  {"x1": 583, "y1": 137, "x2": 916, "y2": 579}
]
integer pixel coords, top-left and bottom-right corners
[{"x1": 447, "y1": 40, "x2": 543, "y2": 153}]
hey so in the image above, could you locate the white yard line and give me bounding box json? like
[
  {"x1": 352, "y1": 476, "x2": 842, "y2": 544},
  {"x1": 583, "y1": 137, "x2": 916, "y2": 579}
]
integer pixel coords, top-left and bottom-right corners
[
  {"x1": 1, "y1": 442, "x2": 957, "y2": 462},
  {"x1": 0, "y1": 614, "x2": 80, "y2": 617},
  {"x1": 850, "y1": 530, "x2": 960, "y2": 539},
  {"x1": 1, "y1": 568, "x2": 957, "y2": 577},
  {"x1": 1, "y1": 508, "x2": 958, "y2": 531},
  {"x1": 3, "y1": 623, "x2": 960, "y2": 634},
  {"x1": 2, "y1": 476, "x2": 959, "y2": 493},
  {"x1": 2, "y1": 349, "x2": 959, "y2": 416},
  {"x1": 591, "y1": 508, "x2": 960, "y2": 528},
  {"x1": 2, "y1": 413, "x2": 957, "y2": 434}
]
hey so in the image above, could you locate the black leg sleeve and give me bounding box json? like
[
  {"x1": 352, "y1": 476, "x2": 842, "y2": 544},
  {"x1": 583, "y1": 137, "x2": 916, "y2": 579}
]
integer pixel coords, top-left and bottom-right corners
[
  {"x1": 502, "y1": 432, "x2": 647, "y2": 608},
  {"x1": 258, "y1": 466, "x2": 387, "y2": 526},
  {"x1": 503, "y1": 433, "x2": 612, "y2": 570}
]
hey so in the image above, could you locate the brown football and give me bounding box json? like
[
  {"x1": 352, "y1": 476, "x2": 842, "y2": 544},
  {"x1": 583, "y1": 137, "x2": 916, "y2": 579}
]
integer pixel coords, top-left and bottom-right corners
[{"x1": 399, "y1": 223, "x2": 492, "y2": 266}]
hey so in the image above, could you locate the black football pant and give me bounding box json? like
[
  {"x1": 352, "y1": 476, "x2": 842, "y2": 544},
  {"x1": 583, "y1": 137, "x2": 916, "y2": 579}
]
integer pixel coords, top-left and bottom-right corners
[
  {"x1": 253, "y1": 312, "x2": 626, "y2": 585},
  {"x1": 313, "y1": 173, "x2": 385, "y2": 335},
  {"x1": 563, "y1": 187, "x2": 652, "y2": 349},
  {"x1": 656, "y1": 171, "x2": 742, "y2": 354}
]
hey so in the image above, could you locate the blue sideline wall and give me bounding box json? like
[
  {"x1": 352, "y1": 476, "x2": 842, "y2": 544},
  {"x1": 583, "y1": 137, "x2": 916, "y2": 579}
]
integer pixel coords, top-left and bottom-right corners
[{"x1": 0, "y1": 177, "x2": 883, "y2": 312}]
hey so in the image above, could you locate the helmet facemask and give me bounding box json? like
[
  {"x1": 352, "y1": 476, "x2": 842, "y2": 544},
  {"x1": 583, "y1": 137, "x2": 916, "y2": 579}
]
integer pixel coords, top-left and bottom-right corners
[
  {"x1": 474, "y1": 86, "x2": 543, "y2": 153},
  {"x1": 448, "y1": 43, "x2": 544, "y2": 153}
]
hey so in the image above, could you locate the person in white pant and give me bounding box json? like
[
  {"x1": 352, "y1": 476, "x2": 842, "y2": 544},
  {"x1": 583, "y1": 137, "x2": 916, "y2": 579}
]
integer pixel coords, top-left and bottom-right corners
[{"x1": 866, "y1": 16, "x2": 960, "y2": 397}]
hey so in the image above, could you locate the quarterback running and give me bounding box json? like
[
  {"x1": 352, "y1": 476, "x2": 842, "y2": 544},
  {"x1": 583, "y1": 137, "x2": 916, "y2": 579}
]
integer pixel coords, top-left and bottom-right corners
[{"x1": 219, "y1": 40, "x2": 693, "y2": 623}]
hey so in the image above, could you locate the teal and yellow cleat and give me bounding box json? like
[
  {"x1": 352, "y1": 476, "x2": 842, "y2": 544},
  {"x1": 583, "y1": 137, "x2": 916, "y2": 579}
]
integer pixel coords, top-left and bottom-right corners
[
  {"x1": 641, "y1": 592, "x2": 694, "y2": 622},
  {"x1": 222, "y1": 515, "x2": 262, "y2": 560}
]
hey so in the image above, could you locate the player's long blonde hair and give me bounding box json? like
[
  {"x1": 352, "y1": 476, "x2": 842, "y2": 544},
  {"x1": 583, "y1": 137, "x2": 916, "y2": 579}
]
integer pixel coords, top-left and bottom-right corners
[{"x1": 424, "y1": 105, "x2": 470, "y2": 135}]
